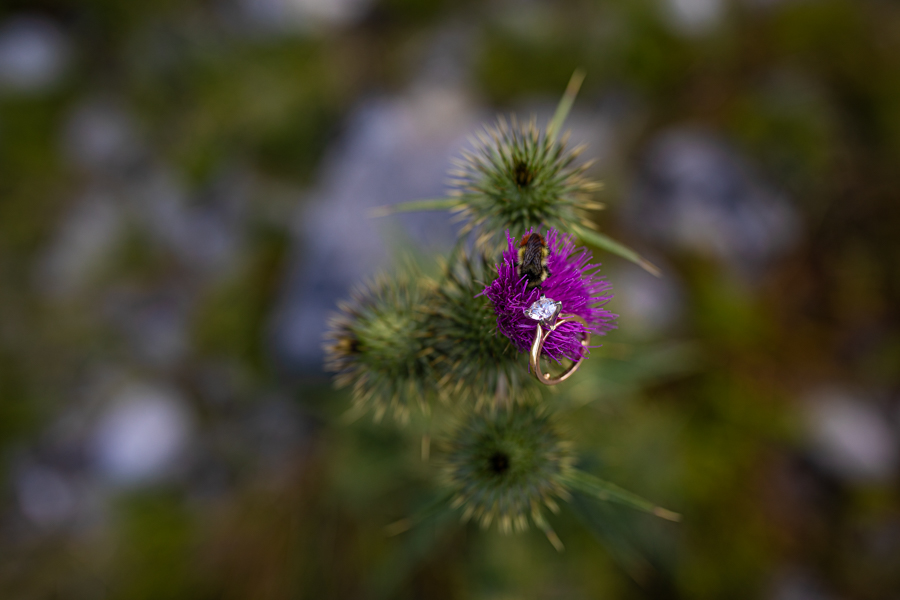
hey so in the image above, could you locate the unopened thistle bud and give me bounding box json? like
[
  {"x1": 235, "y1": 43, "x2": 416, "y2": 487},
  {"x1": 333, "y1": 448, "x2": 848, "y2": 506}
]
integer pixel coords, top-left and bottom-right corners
[
  {"x1": 448, "y1": 116, "x2": 603, "y2": 246},
  {"x1": 441, "y1": 405, "x2": 574, "y2": 538},
  {"x1": 428, "y1": 250, "x2": 540, "y2": 406},
  {"x1": 324, "y1": 270, "x2": 435, "y2": 421},
  {"x1": 438, "y1": 404, "x2": 681, "y2": 552}
]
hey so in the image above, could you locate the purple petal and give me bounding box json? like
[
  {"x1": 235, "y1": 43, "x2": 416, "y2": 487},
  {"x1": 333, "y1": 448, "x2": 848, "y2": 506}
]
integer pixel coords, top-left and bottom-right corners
[{"x1": 481, "y1": 229, "x2": 617, "y2": 363}]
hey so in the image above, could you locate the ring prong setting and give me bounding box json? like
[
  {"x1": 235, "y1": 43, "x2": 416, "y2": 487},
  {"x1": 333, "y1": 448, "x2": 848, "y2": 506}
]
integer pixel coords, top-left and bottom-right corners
[{"x1": 524, "y1": 295, "x2": 562, "y2": 329}]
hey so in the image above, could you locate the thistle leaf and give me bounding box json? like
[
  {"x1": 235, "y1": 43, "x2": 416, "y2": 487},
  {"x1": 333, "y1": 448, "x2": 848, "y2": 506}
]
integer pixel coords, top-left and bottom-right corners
[
  {"x1": 568, "y1": 495, "x2": 655, "y2": 584},
  {"x1": 385, "y1": 490, "x2": 457, "y2": 537},
  {"x1": 547, "y1": 68, "x2": 586, "y2": 143},
  {"x1": 369, "y1": 198, "x2": 460, "y2": 218},
  {"x1": 563, "y1": 470, "x2": 680, "y2": 521},
  {"x1": 572, "y1": 225, "x2": 661, "y2": 277}
]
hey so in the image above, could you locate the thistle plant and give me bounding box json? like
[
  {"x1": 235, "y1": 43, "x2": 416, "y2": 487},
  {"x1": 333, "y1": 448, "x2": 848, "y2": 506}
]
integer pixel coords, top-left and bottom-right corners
[{"x1": 325, "y1": 71, "x2": 677, "y2": 551}]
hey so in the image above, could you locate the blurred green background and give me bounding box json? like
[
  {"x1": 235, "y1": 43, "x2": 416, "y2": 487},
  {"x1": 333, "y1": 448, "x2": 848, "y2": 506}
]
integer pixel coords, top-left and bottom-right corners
[{"x1": 2, "y1": 0, "x2": 900, "y2": 598}]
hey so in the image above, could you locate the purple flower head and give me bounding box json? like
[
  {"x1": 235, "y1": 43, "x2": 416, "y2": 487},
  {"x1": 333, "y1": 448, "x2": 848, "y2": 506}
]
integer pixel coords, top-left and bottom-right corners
[{"x1": 481, "y1": 229, "x2": 617, "y2": 363}]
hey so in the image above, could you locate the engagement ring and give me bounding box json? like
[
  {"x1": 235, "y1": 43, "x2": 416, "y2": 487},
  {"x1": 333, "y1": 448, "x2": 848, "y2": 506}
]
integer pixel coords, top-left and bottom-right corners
[{"x1": 524, "y1": 296, "x2": 591, "y2": 385}]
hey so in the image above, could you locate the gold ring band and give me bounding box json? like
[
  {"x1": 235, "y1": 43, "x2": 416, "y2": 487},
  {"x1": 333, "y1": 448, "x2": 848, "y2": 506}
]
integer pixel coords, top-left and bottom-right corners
[{"x1": 528, "y1": 314, "x2": 591, "y2": 386}]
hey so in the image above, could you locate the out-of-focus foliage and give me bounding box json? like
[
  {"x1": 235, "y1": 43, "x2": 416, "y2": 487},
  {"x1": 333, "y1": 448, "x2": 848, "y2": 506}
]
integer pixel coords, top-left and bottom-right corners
[{"x1": 2, "y1": 0, "x2": 900, "y2": 598}]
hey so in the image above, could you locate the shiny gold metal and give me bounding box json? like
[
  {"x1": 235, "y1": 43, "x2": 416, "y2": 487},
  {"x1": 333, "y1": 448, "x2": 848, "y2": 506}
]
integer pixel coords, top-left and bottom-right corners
[{"x1": 529, "y1": 314, "x2": 590, "y2": 386}]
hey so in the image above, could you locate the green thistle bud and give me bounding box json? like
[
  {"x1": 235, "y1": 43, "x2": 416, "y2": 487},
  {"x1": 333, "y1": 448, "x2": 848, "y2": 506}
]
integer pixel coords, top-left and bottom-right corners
[
  {"x1": 371, "y1": 71, "x2": 660, "y2": 275},
  {"x1": 428, "y1": 249, "x2": 540, "y2": 407},
  {"x1": 435, "y1": 403, "x2": 680, "y2": 552},
  {"x1": 324, "y1": 270, "x2": 436, "y2": 422},
  {"x1": 448, "y1": 116, "x2": 603, "y2": 246},
  {"x1": 441, "y1": 405, "x2": 574, "y2": 539}
]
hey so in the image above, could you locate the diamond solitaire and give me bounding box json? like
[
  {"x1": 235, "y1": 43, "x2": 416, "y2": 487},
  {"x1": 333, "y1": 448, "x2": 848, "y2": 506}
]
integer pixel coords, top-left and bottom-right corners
[{"x1": 524, "y1": 296, "x2": 562, "y2": 327}]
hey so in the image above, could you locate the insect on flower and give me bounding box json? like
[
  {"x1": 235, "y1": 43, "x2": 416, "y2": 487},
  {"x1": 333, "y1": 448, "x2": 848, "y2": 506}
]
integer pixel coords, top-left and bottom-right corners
[
  {"x1": 481, "y1": 229, "x2": 617, "y2": 364},
  {"x1": 516, "y1": 232, "x2": 551, "y2": 290}
]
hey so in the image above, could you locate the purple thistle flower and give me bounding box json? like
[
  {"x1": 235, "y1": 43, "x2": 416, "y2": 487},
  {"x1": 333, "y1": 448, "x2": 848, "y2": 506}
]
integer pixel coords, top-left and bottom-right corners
[{"x1": 480, "y1": 229, "x2": 617, "y2": 363}]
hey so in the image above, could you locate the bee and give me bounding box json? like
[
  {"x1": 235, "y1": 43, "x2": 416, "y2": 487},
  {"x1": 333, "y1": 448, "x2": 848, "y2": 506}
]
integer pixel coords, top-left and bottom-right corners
[{"x1": 516, "y1": 232, "x2": 551, "y2": 289}]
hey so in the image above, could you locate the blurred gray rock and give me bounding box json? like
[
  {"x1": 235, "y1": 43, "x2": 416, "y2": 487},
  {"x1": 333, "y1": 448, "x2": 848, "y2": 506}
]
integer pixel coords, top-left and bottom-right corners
[
  {"x1": 804, "y1": 388, "x2": 899, "y2": 483},
  {"x1": 273, "y1": 85, "x2": 479, "y2": 369},
  {"x1": 15, "y1": 464, "x2": 76, "y2": 527},
  {"x1": 128, "y1": 167, "x2": 245, "y2": 277},
  {"x1": 237, "y1": 0, "x2": 375, "y2": 33},
  {"x1": 90, "y1": 383, "x2": 194, "y2": 485},
  {"x1": 664, "y1": 0, "x2": 724, "y2": 35},
  {"x1": 627, "y1": 128, "x2": 800, "y2": 277},
  {"x1": 609, "y1": 257, "x2": 685, "y2": 339},
  {"x1": 768, "y1": 569, "x2": 841, "y2": 600},
  {"x1": 103, "y1": 288, "x2": 193, "y2": 369},
  {"x1": 35, "y1": 192, "x2": 124, "y2": 299},
  {"x1": 0, "y1": 15, "x2": 69, "y2": 93},
  {"x1": 61, "y1": 98, "x2": 143, "y2": 173}
]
